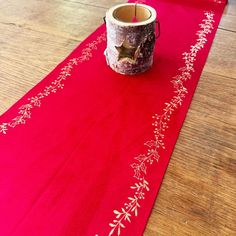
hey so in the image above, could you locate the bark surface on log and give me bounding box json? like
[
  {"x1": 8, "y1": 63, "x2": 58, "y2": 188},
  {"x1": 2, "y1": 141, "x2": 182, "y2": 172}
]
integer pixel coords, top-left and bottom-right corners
[{"x1": 105, "y1": 3, "x2": 157, "y2": 75}]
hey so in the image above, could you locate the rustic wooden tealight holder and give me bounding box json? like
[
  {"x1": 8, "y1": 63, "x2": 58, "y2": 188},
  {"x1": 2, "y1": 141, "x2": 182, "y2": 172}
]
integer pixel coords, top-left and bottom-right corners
[{"x1": 104, "y1": 3, "x2": 159, "y2": 75}]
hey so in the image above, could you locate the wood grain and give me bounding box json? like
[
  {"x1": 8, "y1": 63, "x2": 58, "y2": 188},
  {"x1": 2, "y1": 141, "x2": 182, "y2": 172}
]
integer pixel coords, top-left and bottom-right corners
[{"x1": 0, "y1": 0, "x2": 235, "y2": 235}]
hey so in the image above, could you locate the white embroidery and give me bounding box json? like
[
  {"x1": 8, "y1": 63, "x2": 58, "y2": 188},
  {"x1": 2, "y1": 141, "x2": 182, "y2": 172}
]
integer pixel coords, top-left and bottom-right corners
[
  {"x1": 0, "y1": 123, "x2": 8, "y2": 134},
  {"x1": 108, "y1": 11, "x2": 214, "y2": 236},
  {"x1": 0, "y1": 33, "x2": 106, "y2": 134}
]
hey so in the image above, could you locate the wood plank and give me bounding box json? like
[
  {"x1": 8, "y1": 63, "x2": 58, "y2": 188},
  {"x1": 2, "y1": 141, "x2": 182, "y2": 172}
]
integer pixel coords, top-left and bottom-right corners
[{"x1": 204, "y1": 29, "x2": 236, "y2": 79}]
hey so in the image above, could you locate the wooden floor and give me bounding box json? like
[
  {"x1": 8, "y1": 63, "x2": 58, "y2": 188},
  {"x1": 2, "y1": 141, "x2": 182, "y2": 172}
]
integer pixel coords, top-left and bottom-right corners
[{"x1": 0, "y1": 0, "x2": 235, "y2": 235}]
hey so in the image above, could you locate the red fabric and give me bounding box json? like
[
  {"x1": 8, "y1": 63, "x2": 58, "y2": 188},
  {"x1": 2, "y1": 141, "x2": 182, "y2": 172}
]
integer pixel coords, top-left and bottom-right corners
[{"x1": 0, "y1": 0, "x2": 226, "y2": 235}]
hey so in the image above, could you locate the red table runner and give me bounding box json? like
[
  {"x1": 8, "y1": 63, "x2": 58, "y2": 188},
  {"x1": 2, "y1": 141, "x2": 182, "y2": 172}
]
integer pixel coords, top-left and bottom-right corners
[{"x1": 0, "y1": 0, "x2": 226, "y2": 235}]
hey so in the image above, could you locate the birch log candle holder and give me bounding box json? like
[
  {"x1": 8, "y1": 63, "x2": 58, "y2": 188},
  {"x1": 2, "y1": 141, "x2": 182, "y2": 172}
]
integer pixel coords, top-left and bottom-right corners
[{"x1": 104, "y1": 3, "x2": 159, "y2": 75}]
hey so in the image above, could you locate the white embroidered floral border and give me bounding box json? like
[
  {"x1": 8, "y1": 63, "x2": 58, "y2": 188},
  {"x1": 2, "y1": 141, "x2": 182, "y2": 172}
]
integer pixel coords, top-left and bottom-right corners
[
  {"x1": 108, "y1": 11, "x2": 215, "y2": 236},
  {"x1": 0, "y1": 33, "x2": 106, "y2": 135}
]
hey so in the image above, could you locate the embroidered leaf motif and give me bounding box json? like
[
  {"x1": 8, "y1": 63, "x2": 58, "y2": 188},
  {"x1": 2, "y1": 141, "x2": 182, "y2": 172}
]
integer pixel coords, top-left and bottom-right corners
[
  {"x1": 134, "y1": 154, "x2": 147, "y2": 162},
  {"x1": 133, "y1": 167, "x2": 141, "y2": 179},
  {"x1": 29, "y1": 96, "x2": 41, "y2": 107},
  {"x1": 0, "y1": 123, "x2": 8, "y2": 134},
  {"x1": 148, "y1": 149, "x2": 160, "y2": 162},
  {"x1": 108, "y1": 227, "x2": 115, "y2": 236},
  {"x1": 113, "y1": 210, "x2": 122, "y2": 218},
  {"x1": 144, "y1": 140, "x2": 157, "y2": 148},
  {"x1": 140, "y1": 163, "x2": 147, "y2": 174}
]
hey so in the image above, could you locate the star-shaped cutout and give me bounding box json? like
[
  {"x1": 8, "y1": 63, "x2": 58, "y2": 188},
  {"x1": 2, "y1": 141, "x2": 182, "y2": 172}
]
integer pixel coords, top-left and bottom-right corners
[{"x1": 115, "y1": 39, "x2": 140, "y2": 63}]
